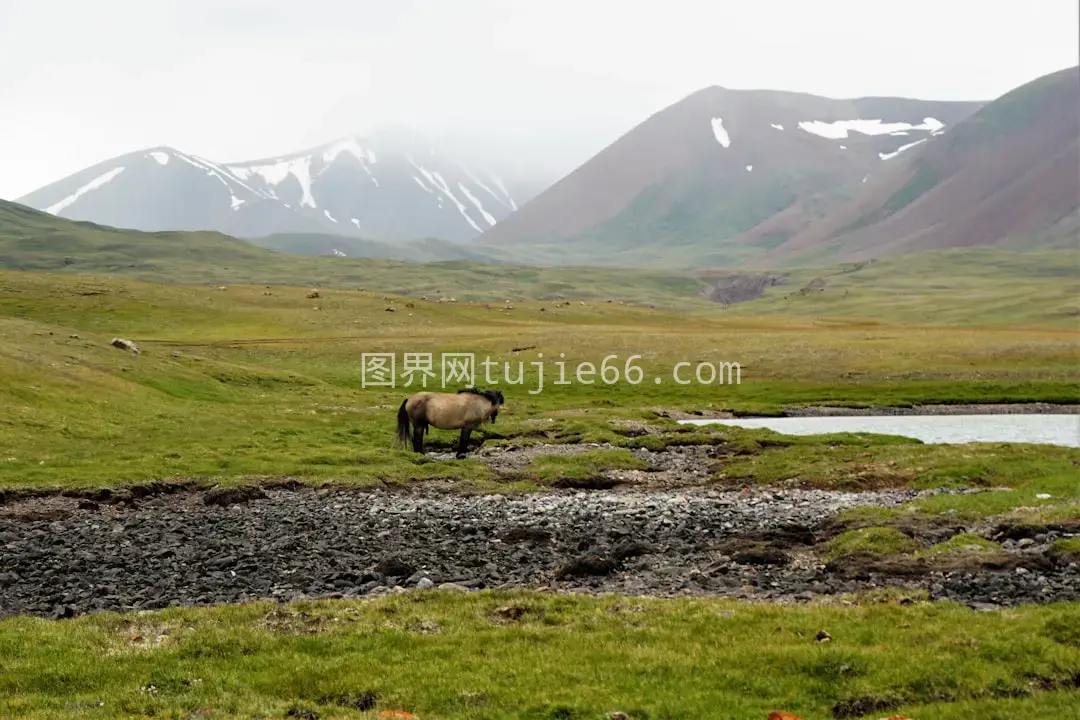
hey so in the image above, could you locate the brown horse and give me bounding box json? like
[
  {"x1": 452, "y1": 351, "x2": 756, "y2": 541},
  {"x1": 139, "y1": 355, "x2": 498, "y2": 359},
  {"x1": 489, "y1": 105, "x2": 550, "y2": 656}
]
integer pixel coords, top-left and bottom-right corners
[{"x1": 394, "y1": 387, "x2": 505, "y2": 458}]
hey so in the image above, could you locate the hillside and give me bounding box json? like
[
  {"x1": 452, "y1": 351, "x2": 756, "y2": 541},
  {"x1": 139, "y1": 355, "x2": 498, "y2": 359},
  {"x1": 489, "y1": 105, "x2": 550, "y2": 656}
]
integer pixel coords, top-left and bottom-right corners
[
  {"x1": 15, "y1": 131, "x2": 550, "y2": 243},
  {"x1": 0, "y1": 198, "x2": 712, "y2": 307},
  {"x1": 761, "y1": 66, "x2": 1080, "y2": 266},
  {"x1": 4, "y1": 197, "x2": 1077, "y2": 328},
  {"x1": 708, "y1": 248, "x2": 1080, "y2": 328},
  {"x1": 473, "y1": 86, "x2": 982, "y2": 268},
  {"x1": 247, "y1": 232, "x2": 512, "y2": 264}
]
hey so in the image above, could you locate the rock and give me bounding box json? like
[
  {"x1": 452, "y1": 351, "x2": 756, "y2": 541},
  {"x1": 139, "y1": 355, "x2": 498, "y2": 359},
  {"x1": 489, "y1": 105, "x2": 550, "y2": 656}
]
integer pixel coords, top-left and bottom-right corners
[
  {"x1": 375, "y1": 556, "x2": 416, "y2": 579},
  {"x1": 202, "y1": 486, "x2": 268, "y2": 507},
  {"x1": 415, "y1": 577, "x2": 435, "y2": 590},
  {"x1": 555, "y1": 555, "x2": 618, "y2": 579},
  {"x1": 494, "y1": 605, "x2": 528, "y2": 621},
  {"x1": 110, "y1": 338, "x2": 140, "y2": 354},
  {"x1": 306, "y1": 290, "x2": 320, "y2": 299},
  {"x1": 0, "y1": 465, "x2": 1076, "y2": 621},
  {"x1": 815, "y1": 630, "x2": 831, "y2": 643},
  {"x1": 437, "y1": 583, "x2": 469, "y2": 592}
]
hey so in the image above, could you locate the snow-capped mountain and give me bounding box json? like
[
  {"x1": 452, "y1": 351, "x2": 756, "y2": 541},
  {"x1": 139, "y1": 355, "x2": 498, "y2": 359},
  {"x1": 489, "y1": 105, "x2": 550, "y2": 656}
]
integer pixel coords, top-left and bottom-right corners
[{"x1": 17, "y1": 134, "x2": 546, "y2": 242}]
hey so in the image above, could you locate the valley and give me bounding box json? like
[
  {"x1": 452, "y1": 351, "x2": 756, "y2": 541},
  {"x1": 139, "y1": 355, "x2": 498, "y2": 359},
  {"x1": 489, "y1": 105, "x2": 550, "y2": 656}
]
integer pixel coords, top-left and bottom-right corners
[{"x1": 1, "y1": 49, "x2": 1078, "y2": 720}]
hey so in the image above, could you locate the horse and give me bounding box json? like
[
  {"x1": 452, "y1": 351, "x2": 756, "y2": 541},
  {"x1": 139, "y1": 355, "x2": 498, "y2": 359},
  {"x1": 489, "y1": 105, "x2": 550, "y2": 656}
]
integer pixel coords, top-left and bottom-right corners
[{"x1": 394, "y1": 387, "x2": 505, "y2": 458}]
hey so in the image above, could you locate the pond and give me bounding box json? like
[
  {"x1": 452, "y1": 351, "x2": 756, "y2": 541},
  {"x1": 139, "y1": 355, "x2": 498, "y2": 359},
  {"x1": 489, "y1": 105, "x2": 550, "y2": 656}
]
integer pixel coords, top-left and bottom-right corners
[{"x1": 677, "y1": 414, "x2": 1080, "y2": 447}]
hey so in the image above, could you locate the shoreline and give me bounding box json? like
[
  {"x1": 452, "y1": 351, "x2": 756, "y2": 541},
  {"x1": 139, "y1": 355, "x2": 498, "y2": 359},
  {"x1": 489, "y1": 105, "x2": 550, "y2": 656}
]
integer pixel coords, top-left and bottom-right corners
[{"x1": 670, "y1": 401, "x2": 1080, "y2": 419}]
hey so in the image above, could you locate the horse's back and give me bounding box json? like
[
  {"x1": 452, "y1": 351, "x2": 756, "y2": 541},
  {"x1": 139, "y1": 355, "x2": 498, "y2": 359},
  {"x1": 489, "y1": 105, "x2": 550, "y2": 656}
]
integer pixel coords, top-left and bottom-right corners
[{"x1": 409, "y1": 391, "x2": 488, "y2": 429}]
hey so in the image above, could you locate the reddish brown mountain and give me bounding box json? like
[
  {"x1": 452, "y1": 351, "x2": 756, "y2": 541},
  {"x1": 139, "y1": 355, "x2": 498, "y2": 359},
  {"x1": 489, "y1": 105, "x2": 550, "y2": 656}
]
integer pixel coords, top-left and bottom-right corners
[
  {"x1": 472, "y1": 86, "x2": 981, "y2": 267},
  {"x1": 761, "y1": 66, "x2": 1080, "y2": 265}
]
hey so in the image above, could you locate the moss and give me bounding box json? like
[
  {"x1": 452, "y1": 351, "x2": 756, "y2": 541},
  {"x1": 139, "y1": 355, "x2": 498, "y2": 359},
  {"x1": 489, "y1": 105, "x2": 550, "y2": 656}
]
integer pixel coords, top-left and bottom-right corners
[{"x1": 825, "y1": 527, "x2": 919, "y2": 560}]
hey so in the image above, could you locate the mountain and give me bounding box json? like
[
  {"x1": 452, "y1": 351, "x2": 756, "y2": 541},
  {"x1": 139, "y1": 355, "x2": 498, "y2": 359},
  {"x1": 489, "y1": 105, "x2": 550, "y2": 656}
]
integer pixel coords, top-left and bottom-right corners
[
  {"x1": 16, "y1": 132, "x2": 548, "y2": 243},
  {"x1": 472, "y1": 86, "x2": 984, "y2": 268},
  {"x1": 757, "y1": 66, "x2": 1080, "y2": 266}
]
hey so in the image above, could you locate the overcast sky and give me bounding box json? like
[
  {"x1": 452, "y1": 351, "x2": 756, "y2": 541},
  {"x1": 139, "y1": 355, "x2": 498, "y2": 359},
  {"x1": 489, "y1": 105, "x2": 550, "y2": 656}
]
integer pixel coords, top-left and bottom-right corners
[{"x1": 2, "y1": 0, "x2": 1077, "y2": 199}]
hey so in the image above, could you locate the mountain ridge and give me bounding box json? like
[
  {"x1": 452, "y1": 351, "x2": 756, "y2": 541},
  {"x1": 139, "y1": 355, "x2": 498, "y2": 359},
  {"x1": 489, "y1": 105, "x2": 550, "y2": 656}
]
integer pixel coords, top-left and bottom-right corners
[
  {"x1": 16, "y1": 133, "x2": 550, "y2": 243},
  {"x1": 472, "y1": 85, "x2": 984, "y2": 267}
]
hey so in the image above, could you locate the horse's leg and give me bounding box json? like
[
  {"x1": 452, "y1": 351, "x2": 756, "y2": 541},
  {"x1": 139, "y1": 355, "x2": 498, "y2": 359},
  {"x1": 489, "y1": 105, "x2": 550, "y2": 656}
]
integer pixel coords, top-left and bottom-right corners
[
  {"x1": 412, "y1": 422, "x2": 426, "y2": 453},
  {"x1": 456, "y1": 428, "x2": 471, "y2": 459}
]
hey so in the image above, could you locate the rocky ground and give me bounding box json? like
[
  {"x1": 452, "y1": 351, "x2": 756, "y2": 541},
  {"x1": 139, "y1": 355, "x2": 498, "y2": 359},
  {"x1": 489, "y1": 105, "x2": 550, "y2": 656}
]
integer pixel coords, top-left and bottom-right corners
[{"x1": 2, "y1": 445, "x2": 1077, "y2": 620}]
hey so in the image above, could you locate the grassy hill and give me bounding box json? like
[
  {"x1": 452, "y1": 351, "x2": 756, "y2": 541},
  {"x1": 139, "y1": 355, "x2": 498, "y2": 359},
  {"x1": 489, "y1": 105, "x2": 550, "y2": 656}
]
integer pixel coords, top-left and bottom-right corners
[
  {"x1": 712, "y1": 248, "x2": 1080, "y2": 328},
  {"x1": 0, "y1": 199, "x2": 713, "y2": 307},
  {"x1": 247, "y1": 231, "x2": 514, "y2": 264}
]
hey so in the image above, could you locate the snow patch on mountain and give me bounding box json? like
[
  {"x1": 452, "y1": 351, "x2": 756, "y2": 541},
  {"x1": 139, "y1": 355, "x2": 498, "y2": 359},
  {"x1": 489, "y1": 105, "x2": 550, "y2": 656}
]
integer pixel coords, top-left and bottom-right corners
[
  {"x1": 410, "y1": 159, "x2": 483, "y2": 233},
  {"x1": 486, "y1": 173, "x2": 517, "y2": 210},
  {"x1": 798, "y1": 117, "x2": 944, "y2": 139},
  {"x1": 173, "y1": 153, "x2": 258, "y2": 211},
  {"x1": 148, "y1": 151, "x2": 170, "y2": 166},
  {"x1": 458, "y1": 182, "x2": 497, "y2": 226},
  {"x1": 463, "y1": 167, "x2": 513, "y2": 211},
  {"x1": 879, "y1": 137, "x2": 929, "y2": 160},
  {"x1": 321, "y1": 138, "x2": 377, "y2": 166},
  {"x1": 45, "y1": 167, "x2": 126, "y2": 214},
  {"x1": 711, "y1": 117, "x2": 731, "y2": 147},
  {"x1": 770, "y1": 123, "x2": 784, "y2": 130},
  {"x1": 324, "y1": 209, "x2": 338, "y2": 223},
  {"x1": 228, "y1": 157, "x2": 317, "y2": 208}
]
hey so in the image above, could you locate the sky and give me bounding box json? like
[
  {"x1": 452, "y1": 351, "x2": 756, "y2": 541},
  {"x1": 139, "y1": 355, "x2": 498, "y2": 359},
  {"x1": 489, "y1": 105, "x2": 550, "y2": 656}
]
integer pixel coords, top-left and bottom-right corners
[{"x1": 2, "y1": 0, "x2": 1078, "y2": 199}]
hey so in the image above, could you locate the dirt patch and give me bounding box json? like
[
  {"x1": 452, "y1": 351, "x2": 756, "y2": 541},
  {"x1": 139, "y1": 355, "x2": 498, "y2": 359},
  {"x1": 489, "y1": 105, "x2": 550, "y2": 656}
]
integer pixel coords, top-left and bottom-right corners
[
  {"x1": 819, "y1": 513, "x2": 967, "y2": 545},
  {"x1": 824, "y1": 548, "x2": 1049, "y2": 579},
  {"x1": 699, "y1": 272, "x2": 789, "y2": 305},
  {"x1": 203, "y1": 486, "x2": 269, "y2": 507},
  {"x1": 551, "y1": 476, "x2": 623, "y2": 490}
]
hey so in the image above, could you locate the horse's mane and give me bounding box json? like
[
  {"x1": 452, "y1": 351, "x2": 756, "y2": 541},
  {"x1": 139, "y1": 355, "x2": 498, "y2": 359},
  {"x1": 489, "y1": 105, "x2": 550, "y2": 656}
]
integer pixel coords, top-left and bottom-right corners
[{"x1": 457, "y1": 387, "x2": 503, "y2": 404}]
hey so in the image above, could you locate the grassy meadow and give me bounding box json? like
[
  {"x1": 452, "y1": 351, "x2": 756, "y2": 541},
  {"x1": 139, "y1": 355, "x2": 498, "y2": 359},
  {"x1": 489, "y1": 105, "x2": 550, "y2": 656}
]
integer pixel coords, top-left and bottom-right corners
[
  {"x1": 1, "y1": 240, "x2": 1079, "y2": 719},
  {"x1": 0, "y1": 266, "x2": 1077, "y2": 491},
  {"x1": 2, "y1": 591, "x2": 1079, "y2": 720}
]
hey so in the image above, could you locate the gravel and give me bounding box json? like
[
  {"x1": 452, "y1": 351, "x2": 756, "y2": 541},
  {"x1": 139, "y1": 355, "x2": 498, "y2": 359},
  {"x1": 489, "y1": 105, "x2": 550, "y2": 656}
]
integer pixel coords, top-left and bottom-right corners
[{"x1": 2, "y1": 475, "x2": 1076, "y2": 620}]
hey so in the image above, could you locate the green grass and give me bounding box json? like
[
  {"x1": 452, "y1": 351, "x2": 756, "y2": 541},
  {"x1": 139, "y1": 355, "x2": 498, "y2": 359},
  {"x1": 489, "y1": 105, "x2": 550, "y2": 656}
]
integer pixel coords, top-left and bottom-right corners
[
  {"x1": 824, "y1": 527, "x2": 919, "y2": 560},
  {"x1": 1051, "y1": 538, "x2": 1080, "y2": 563},
  {"x1": 723, "y1": 247, "x2": 1080, "y2": 328},
  {"x1": 921, "y1": 533, "x2": 1004, "y2": 558},
  {"x1": 0, "y1": 267, "x2": 1077, "y2": 494},
  {"x1": 2, "y1": 218, "x2": 1079, "y2": 718},
  {"x1": 1, "y1": 591, "x2": 1078, "y2": 719},
  {"x1": 520, "y1": 449, "x2": 648, "y2": 484}
]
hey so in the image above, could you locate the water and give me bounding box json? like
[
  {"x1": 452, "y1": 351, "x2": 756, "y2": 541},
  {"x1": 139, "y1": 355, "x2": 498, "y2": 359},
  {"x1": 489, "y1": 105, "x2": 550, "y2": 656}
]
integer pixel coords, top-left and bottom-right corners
[{"x1": 677, "y1": 414, "x2": 1080, "y2": 447}]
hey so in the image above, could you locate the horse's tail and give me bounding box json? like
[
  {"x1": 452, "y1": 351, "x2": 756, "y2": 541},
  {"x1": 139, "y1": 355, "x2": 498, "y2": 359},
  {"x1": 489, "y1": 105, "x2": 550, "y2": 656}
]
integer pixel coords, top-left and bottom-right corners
[{"x1": 393, "y1": 398, "x2": 411, "y2": 448}]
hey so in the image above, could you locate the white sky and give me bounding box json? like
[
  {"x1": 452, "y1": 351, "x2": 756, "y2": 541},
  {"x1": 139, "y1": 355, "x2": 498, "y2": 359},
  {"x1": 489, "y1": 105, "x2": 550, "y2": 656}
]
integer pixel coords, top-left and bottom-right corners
[{"x1": 2, "y1": 0, "x2": 1077, "y2": 199}]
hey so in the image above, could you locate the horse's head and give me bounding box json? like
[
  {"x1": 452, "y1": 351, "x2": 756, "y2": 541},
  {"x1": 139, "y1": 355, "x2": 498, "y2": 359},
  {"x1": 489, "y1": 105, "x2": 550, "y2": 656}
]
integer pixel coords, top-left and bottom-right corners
[{"x1": 482, "y1": 389, "x2": 505, "y2": 422}]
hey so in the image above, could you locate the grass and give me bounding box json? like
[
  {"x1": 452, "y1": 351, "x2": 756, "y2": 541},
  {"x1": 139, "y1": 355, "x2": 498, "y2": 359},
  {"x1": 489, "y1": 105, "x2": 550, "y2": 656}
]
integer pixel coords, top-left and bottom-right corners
[
  {"x1": 824, "y1": 527, "x2": 919, "y2": 561},
  {"x1": 1051, "y1": 538, "x2": 1080, "y2": 563},
  {"x1": 1, "y1": 591, "x2": 1078, "y2": 719},
  {"x1": 723, "y1": 247, "x2": 1080, "y2": 328},
  {"x1": 718, "y1": 430, "x2": 1080, "y2": 517},
  {"x1": 0, "y1": 266, "x2": 1076, "y2": 495},
  {"x1": 1, "y1": 236, "x2": 1078, "y2": 718},
  {"x1": 921, "y1": 533, "x2": 1004, "y2": 558},
  {"x1": 519, "y1": 449, "x2": 648, "y2": 484}
]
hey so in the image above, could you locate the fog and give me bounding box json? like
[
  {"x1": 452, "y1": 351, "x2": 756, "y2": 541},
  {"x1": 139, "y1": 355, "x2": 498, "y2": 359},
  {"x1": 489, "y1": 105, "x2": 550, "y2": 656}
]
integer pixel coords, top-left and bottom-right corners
[{"x1": 2, "y1": 0, "x2": 1077, "y2": 198}]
